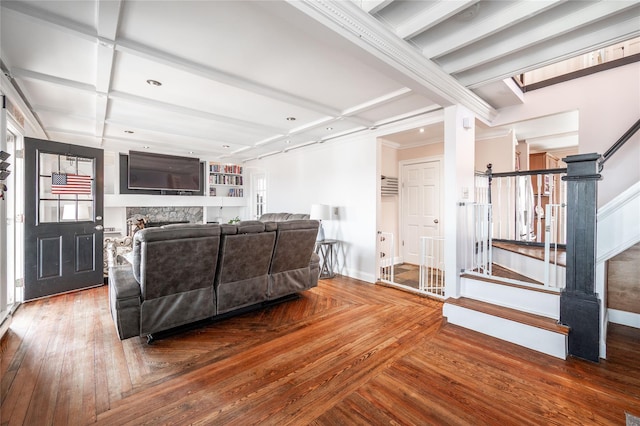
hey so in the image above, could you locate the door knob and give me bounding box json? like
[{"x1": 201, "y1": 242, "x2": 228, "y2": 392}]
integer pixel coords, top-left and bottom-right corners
[
  {"x1": 434, "y1": 219, "x2": 439, "y2": 224},
  {"x1": 95, "y1": 225, "x2": 104, "y2": 231}
]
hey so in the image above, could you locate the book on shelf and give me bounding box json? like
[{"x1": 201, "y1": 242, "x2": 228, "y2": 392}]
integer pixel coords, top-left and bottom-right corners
[{"x1": 209, "y1": 162, "x2": 243, "y2": 175}]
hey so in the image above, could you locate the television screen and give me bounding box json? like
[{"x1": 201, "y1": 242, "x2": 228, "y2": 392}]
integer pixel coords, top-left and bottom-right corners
[{"x1": 128, "y1": 151, "x2": 201, "y2": 191}]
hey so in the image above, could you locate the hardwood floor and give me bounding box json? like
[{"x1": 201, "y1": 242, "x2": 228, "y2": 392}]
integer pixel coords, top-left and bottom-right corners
[{"x1": 1, "y1": 276, "x2": 639, "y2": 425}]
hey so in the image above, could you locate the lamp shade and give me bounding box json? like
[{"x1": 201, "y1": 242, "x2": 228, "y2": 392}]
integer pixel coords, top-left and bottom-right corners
[{"x1": 310, "y1": 204, "x2": 330, "y2": 221}]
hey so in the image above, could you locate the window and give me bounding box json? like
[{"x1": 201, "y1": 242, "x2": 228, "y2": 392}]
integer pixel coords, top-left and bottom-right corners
[{"x1": 252, "y1": 173, "x2": 266, "y2": 219}]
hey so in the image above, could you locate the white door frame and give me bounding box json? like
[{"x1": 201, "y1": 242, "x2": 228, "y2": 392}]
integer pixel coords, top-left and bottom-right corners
[{"x1": 399, "y1": 155, "x2": 444, "y2": 264}]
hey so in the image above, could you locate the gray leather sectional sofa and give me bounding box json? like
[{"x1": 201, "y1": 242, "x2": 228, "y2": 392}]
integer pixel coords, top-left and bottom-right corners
[{"x1": 109, "y1": 216, "x2": 319, "y2": 340}]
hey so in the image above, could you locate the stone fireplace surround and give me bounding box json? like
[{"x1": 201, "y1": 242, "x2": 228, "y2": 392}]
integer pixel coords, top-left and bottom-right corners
[{"x1": 125, "y1": 207, "x2": 204, "y2": 235}]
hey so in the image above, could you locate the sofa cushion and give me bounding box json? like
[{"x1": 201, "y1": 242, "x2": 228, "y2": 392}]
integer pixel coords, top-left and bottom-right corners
[
  {"x1": 259, "y1": 213, "x2": 291, "y2": 222},
  {"x1": 236, "y1": 220, "x2": 265, "y2": 234}
]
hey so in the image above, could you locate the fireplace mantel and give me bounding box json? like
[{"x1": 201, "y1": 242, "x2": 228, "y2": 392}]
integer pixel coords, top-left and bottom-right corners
[{"x1": 104, "y1": 194, "x2": 246, "y2": 208}]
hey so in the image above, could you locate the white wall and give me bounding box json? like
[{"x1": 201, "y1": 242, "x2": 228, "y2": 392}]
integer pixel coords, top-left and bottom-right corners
[
  {"x1": 475, "y1": 132, "x2": 516, "y2": 173},
  {"x1": 494, "y1": 62, "x2": 640, "y2": 207},
  {"x1": 246, "y1": 135, "x2": 378, "y2": 282}
]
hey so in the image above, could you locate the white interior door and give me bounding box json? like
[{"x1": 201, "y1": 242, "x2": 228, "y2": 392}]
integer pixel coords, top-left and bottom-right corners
[{"x1": 401, "y1": 160, "x2": 441, "y2": 265}]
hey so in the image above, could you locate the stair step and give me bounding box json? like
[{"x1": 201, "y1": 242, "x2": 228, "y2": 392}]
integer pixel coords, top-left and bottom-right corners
[
  {"x1": 493, "y1": 241, "x2": 566, "y2": 266},
  {"x1": 461, "y1": 272, "x2": 556, "y2": 295},
  {"x1": 445, "y1": 297, "x2": 568, "y2": 335}
]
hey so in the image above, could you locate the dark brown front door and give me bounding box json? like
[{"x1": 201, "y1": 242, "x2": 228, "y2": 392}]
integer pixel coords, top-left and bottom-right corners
[{"x1": 24, "y1": 137, "x2": 104, "y2": 300}]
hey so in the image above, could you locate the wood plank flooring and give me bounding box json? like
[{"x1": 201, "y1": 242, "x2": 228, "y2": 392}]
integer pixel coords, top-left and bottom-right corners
[{"x1": 1, "y1": 276, "x2": 639, "y2": 425}]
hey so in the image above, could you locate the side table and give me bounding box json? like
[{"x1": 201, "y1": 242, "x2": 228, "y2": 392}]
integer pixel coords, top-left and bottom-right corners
[{"x1": 315, "y1": 239, "x2": 338, "y2": 279}]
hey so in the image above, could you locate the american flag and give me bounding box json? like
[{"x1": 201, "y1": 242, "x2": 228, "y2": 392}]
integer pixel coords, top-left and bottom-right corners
[{"x1": 51, "y1": 173, "x2": 92, "y2": 195}]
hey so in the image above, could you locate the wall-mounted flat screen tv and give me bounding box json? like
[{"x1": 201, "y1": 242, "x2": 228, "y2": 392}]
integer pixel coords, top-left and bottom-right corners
[{"x1": 128, "y1": 150, "x2": 201, "y2": 191}]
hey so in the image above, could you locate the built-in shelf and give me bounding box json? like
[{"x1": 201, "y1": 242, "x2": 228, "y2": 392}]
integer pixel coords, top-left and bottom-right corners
[{"x1": 210, "y1": 162, "x2": 244, "y2": 197}]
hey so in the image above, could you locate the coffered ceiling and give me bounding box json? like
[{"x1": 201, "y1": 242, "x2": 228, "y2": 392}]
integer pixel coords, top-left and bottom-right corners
[{"x1": 1, "y1": 1, "x2": 638, "y2": 162}]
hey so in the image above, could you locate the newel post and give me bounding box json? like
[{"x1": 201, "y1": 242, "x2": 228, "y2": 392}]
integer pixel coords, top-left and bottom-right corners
[{"x1": 560, "y1": 153, "x2": 601, "y2": 362}]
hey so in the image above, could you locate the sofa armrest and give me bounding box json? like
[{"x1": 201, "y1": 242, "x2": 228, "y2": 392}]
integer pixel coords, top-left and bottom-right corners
[{"x1": 109, "y1": 265, "x2": 141, "y2": 339}]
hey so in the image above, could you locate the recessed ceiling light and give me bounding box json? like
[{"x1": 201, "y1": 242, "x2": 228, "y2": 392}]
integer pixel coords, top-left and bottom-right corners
[
  {"x1": 188, "y1": 151, "x2": 194, "y2": 154},
  {"x1": 222, "y1": 144, "x2": 230, "y2": 149},
  {"x1": 146, "y1": 79, "x2": 162, "y2": 87},
  {"x1": 124, "y1": 130, "x2": 134, "y2": 134},
  {"x1": 284, "y1": 140, "x2": 291, "y2": 144},
  {"x1": 142, "y1": 145, "x2": 150, "y2": 149},
  {"x1": 326, "y1": 127, "x2": 333, "y2": 131},
  {"x1": 419, "y1": 128, "x2": 425, "y2": 133},
  {"x1": 286, "y1": 116, "x2": 296, "y2": 121}
]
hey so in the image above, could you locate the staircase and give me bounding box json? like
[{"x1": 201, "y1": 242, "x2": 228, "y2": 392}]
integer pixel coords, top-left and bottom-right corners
[{"x1": 443, "y1": 246, "x2": 569, "y2": 359}]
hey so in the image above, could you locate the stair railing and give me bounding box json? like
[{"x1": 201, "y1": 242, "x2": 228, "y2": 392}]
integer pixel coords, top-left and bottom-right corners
[
  {"x1": 544, "y1": 203, "x2": 566, "y2": 288},
  {"x1": 598, "y1": 118, "x2": 640, "y2": 172},
  {"x1": 486, "y1": 164, "x2": 568, "y2": 244}
]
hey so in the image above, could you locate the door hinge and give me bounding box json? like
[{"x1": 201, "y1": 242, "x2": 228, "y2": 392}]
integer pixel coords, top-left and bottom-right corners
[
  {"x1": 402, "y1": 240, "x2": 405, "y2": 246},
  {"x1": 15, "y1": 278, "x2": 24, "y2": 287}
]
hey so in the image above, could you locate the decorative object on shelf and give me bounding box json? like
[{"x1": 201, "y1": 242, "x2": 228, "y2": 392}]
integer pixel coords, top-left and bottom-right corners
[
  {"x1": 126, "y1": 214, "x2": 148, "y2": 236},
  {"x1": 310, "y1": 203, "x2": 330, "y2": 242},
  {"x1": 228, "y1": 216, "x2": 240, "y2": 224}
]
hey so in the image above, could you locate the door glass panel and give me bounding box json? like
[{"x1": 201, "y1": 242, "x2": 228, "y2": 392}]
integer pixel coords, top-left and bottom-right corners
[
  {"x1": 39, "y1": 200, "x2": 59, "y2": 223},
  {"x1": 39, "y1": 176, "x2": 53, "y2": 198},
  {"x1": 61, "y1": 156, "x2": 77, "y2": 174},
  {"x1": 77, "y1": 201, "x2": 93, "y2": 220},
  {"x1": 39, "y1": 153, "x2": 59, "y2": 175},
  {"x1": 38, "y1": 153, "x2": 95, "y2": 223},
  {"x1": 76, "y1": 157, "x2": 94, "y2": 177}
]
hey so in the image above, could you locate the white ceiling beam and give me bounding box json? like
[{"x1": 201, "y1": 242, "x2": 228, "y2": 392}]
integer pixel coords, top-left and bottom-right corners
[
  {"x1": 101, "y1": 134, "x2": 230, "y2": 156},
  {"x1": 96, "y1": 0, "x2": 122, "y2": 39},
  {"x1": 104, "y1": 118, "x2": 249, "y2": 149},
  {"x1": 396, "y1": 0, "x2": 477, "y2": 40},
  {"x1": 95, "y1": 0, "x2": 122, "y2": 144},
  {"x1": 358, "y1": 0, "x2": 394, "y2": 14},
  {"x1": 11, "y1": 68, "x2": 96, "y2": 93},
  {"x1": 341, "y1": 87, "x2": 412, "y2": 116},
  {"x1": 441, "y1": 1, "x2": 640, "y2": 74},
  {"x1": 287, "y1": 0, "x2": 496, "y2": 122},
  {"x1": 108, "y1": 91, "x2": 285, "y2": 136},
  {"x1": 459, "y1": 13, "x2": 640, "y2": 88},
  {"x1": 420, "y1": 1, "x2": 566, "y2": 59},
  {"x1": 115, "y1": 39, "x2": 345, "y2": 120}
]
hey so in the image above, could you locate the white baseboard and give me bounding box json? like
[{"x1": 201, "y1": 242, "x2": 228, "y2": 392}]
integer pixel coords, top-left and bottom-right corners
[
  {"x1": 608, "y1": 309, "x2": 640, "y2": 329},
  {"x1": 344, "y1": 268, "x2": 376, "y2": 284}
]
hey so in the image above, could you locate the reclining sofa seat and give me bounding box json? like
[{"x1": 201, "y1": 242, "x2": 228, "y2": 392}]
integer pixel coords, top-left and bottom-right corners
[
  {"x1": 268, "y1": 219, "x2": 320, "y2": 299},
  {"x1": 109, "y1": 224, "x2": 220, "y2": 339},
  {"x1": 215, "y1": 221, "x2": 276, "y2": 314}
]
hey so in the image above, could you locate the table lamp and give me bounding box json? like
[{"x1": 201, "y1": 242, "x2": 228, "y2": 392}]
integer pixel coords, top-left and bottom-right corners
[{"x1": 310, "y1": 203, "x2": 330, "y2": 242}]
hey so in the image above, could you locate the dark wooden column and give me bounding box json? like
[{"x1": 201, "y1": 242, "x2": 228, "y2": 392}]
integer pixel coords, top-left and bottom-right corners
[{"x1": 560, "y1": 153, "x2": 601, "y2": 362}]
